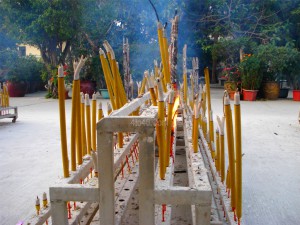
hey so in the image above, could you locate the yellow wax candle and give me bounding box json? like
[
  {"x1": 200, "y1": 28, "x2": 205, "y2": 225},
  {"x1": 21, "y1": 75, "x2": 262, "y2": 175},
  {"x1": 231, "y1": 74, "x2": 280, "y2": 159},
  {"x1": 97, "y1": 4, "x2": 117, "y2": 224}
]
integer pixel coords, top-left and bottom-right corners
[
  {"x1": 91, "y1": 93, "x2": 97, "y2": 151},
  {"x1": 234, "y1": 92, "x2": 242, "y2": 222},
  {"x1": 81, "y1": 93, "x2": 87, "y2": 156},
  {"x1": 85, "y1": 94, "x2": 91, "y2": 155},
  {"x1": 224, "y1": 94, "x2": 236, "y2": 211},
  {"x1": 57, "y1": 66, "x2": 69, "y2": 177}
]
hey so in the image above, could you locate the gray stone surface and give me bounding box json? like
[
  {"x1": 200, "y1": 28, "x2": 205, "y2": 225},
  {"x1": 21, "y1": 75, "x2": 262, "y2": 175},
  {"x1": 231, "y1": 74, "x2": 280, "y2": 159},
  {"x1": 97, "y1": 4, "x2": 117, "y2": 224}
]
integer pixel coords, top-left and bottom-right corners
[{"x1": 0, "y1": 89, "x2": 299, "y2": 225}]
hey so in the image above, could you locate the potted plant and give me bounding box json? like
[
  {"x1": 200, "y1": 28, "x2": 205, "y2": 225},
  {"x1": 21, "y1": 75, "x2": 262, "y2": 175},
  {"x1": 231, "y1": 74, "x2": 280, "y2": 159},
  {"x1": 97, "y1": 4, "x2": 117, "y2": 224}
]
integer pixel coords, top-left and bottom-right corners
[
  {"x1": 291, "y1": 76, "x2": 300, "y2": 101},
  {"x1": 5, "y1": 56, "x2": 43, "y2": 97},
  {"x1": 256, "y1": 44, "x2": 300, "y2": 100},
  {"x1": 239, "y1": 54, "x2": 263, "y2": 101},
  {"x1": 222, "y1": 66, "x2": 241, "y2": 100},
  {"x1": 79, "y1": 56, "x2": 99, "y2": 98},
  {"x1": 285, "y1": 49, "x2": 300, "y2": 101},
  {"x1": 289, "y1": 69, "x2": 300, "y2": 101}
]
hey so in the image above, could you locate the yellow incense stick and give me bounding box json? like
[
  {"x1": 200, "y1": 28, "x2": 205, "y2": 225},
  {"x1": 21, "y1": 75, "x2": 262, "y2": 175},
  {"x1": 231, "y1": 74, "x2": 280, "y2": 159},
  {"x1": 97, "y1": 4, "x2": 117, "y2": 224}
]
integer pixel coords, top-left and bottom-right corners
[
  {"x1": 166, "y1": 91, "x2": 174, "y2": 164},
  {"x1": 81, "y1": 93, "x2": 87, "y2": 156},
  {"x1": 98, "y1": 102, "x2": 103, "y2": 121},
  {"x1": 215, "y1": 128, "x2": 220, "y2": 173},
  {"x1": 157, "y1": 78, "x2": 166, "y2": 178},
  {"x1": 193, "y1": 104, "x2": 200, "y2": 153},
  {"x1": 217, "y1": 116, "x2": 225, "y2": 182},
  {"x1": 91, "y1": 93, "x2": 97, "y2": 151},
  {"x1": 70, "y1": 79, "x2": 78, "y2": 171},
  {"x1": 234, "y1": 92, "x2": 242, "y2": 222},
  {"x1": 57, "y1": 66, "x2": 69, "y2": 177},
  {"x1": 85, "y1": 94, "x2": 91, "y2": 155},
  {"x1": 163, "y1": 29, "x2": 171, "y2": 84},
  {"x1": 224, "y1": 94, "x2": 236, "y2": 211},
  {"x1": 75, "y1": 81, "x2": 82, "y2": 165}
]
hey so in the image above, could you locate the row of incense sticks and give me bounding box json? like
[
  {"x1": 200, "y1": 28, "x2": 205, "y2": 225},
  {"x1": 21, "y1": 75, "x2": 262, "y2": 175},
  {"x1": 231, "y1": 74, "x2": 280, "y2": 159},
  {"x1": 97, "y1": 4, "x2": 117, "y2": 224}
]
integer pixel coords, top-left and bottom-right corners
[
  {"x1": 99, "y1": 41, "x2": 129, "y2": 147},
  {"x1": 0, "y1": 83, "x2": 9, "y2": 108},
  {"x1": 185, "y1": 65, "x2": 242, "y2": 224},
  {"x1": 57, "y1": 57, "x2": 104, "y2": 178},
  {"x1": 134, "y1": 21, "x2": 181, "y2": 179}
]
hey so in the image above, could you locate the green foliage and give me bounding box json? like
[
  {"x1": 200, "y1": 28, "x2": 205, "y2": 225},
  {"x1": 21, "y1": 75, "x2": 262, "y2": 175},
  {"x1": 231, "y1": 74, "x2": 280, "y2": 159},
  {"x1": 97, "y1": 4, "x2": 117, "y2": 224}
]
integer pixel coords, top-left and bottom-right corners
[
  {"x1": 0, "y1": 49, "x2": 18, "y2": 70},
  {"x1": 255, "y1": 44, "x2": 300, "y2": 81},
  {"x1": 1, "y1": 0, "x2": 82, "y2": 66},
  {"x1": 5, "y1": 55, "x2": 45, "y2": 83},
  {"x1": 239, "y1": 55, "x2": 263, "y2": 90}
]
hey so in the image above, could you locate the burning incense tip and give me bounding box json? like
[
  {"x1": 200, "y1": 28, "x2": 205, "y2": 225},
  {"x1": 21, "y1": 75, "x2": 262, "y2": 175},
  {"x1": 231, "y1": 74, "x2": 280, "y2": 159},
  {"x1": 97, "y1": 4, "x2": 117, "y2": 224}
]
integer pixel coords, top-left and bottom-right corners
[{"x1": 168, "y1": 90, "x2": 174, "y2": 104}]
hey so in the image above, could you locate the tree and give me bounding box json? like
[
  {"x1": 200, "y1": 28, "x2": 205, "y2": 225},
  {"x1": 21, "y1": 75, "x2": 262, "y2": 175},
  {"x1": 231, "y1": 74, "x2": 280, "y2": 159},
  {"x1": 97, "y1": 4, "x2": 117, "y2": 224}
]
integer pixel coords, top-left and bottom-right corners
[
  {"x1": 1, "y1": 0, "x2": 82, "y2": 72},
  {"x1": 182, "y1": 0, "x2": 299, "y2": 83}
]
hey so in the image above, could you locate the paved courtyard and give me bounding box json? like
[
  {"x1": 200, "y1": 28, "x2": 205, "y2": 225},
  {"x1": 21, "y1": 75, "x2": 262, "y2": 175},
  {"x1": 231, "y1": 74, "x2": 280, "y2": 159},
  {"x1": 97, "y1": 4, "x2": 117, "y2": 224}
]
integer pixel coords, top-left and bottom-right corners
[{"x1": 0, "y1": 89, "x2": 299, "y2": 225}]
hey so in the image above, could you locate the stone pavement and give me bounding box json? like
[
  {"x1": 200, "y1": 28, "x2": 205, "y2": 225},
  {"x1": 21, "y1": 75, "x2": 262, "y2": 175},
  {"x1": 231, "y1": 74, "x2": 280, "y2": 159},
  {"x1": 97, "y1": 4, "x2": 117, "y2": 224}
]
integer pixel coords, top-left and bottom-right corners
[{"x1": 0, "y1": 90, "x2": 299, "y2": 225}]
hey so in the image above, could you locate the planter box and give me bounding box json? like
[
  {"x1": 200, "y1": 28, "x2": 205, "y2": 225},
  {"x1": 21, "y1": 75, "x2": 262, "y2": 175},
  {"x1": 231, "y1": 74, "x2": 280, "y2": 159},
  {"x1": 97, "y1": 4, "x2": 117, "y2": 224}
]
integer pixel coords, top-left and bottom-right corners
[
  {"x1": 243, "y1": 89, "x2": 258, "y2": 101},
  {"x1": 293, "y1": 90, "x2": 300, "y2": 101},
  {"x1": 7, "y1": 81, "x2": 27, "y2": 97}
]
